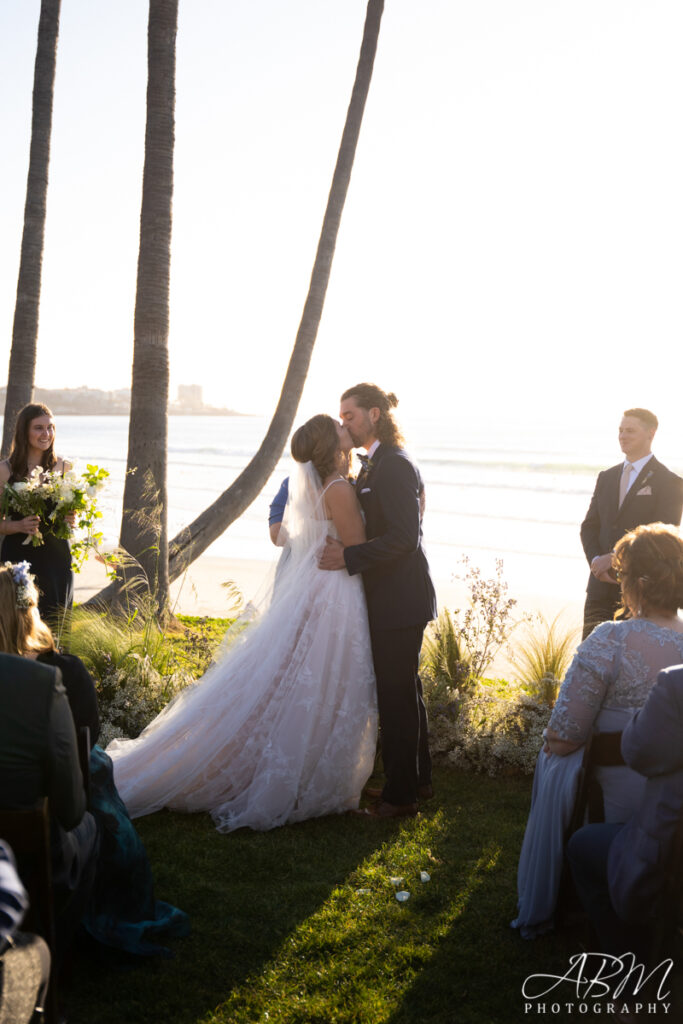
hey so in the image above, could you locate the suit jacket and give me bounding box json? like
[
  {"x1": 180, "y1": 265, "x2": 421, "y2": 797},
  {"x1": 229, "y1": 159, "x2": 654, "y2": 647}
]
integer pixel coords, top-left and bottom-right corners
[
  {"x1": 580, "y1": 455, "x2": 683, "y2": 598},
  {"x1": 344, "y1": 444, "x2": 437, "y2": 630},
  {"x1": 608, "y1": 664, "x2": 683, "y2": 924}
]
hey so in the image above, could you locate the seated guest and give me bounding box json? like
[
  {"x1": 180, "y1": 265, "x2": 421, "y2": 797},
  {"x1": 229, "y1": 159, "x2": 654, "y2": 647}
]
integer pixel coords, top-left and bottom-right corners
[
  {"x1": 512, "y1": 523, "x2": 683, "y2": 938},
  {"x1": 0, "y1": 840, "x2": 51, "y2": 1023},
  {"x1": 0, "y1": 562, "x2": 188, "y2": 957},
  {"x1": 567, "y1": 663, "x2": 683, "y2": 957},
  {"x1": 0, "y1": 645, "x2": 97, "y2": 968}
]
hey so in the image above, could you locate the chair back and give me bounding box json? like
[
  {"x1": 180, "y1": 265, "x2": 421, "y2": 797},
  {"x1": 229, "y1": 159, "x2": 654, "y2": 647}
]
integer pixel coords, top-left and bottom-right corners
[
  {"x1": 0, "y1": 798, "x2": 58, "y2": 1023},
  {"x1": 568, "y1": 730, "x2": 625, "y2": 834},
  {"x1": 77, "y1": 726, "x2": 91, "y2": 806}
]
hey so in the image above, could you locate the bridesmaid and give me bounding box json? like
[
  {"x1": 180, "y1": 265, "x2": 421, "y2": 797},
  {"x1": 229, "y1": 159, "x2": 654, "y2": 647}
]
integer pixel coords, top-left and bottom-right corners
[{"x1": 0, "y1": 403, "x2": 74, "y2": 625}]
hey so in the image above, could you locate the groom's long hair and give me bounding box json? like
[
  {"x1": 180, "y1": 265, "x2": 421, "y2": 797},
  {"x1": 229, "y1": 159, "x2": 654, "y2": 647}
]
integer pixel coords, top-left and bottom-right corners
[{"x1": 341, "y1": 383, "x2": 405, "y2": 448}]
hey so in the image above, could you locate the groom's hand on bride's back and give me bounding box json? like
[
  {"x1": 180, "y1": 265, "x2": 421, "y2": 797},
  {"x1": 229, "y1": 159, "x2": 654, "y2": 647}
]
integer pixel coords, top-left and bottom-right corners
[{"x1": 319, "y1": 537, "x2": 346, "y2": 571}]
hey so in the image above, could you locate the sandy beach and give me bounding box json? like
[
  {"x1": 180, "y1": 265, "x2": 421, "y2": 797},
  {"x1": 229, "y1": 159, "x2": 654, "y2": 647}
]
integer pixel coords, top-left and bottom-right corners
[{"x1": 75, "y1": 552, "x2": 585, "y2": 675}]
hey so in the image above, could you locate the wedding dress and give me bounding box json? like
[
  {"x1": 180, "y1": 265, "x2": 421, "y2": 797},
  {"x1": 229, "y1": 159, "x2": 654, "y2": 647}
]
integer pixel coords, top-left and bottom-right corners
[{"x1": 107, "y1": 462, "x2": 378, "y2": 832}]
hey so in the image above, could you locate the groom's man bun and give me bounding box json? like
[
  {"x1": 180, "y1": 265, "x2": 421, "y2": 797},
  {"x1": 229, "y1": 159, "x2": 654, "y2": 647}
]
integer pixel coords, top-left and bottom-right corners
[{"x1": 341, "y1": 383, "x2": 404, "y2": 448}]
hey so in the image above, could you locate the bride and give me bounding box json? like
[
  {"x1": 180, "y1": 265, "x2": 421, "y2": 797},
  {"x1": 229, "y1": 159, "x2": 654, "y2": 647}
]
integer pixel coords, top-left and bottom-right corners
[{"x1": 107, "y1": 414, "x2": 378, "y2": 832}]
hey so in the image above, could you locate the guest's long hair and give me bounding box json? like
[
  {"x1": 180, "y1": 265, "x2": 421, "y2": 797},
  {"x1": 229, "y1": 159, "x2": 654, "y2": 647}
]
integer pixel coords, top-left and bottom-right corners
[
  {"x1": 7, "y1": 403, "x2": 57, "y2": 481},
  {"x1": 291, "y1": 414, "x2": 345, "y2": 485},
  {"x1": 340, "y1": 383, "x2": 405, "y2": 448},
  {"x1": 0, "y1": 566, "x2": 55, "y2": 656},
  {"x1": 614, "y1": 523, "x2": 683, "y2": 618}
]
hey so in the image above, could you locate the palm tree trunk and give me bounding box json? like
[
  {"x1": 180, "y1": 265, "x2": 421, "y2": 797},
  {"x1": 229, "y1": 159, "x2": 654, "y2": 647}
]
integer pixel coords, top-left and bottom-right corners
[
  {"x1": 167, "y1": 0, "x2": 385, "y2": 581},
  {"x1": 2, "y1": 0, "x2": 61, "y2": 456},
  {"x1": 118, "y1": 0, "x2": 177, "y2": 614}
]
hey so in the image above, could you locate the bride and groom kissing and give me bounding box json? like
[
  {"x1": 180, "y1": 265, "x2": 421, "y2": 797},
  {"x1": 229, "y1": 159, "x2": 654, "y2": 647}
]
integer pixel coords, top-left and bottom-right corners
[{"x1": 108, "y1": 383, "x2": 437, "y2": 829}]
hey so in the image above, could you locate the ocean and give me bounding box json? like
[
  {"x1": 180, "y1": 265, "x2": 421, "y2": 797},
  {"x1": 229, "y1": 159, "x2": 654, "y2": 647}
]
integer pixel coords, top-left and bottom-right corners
[{"x1": 30, "y1": 412, "x2": 681, "y2": 612}]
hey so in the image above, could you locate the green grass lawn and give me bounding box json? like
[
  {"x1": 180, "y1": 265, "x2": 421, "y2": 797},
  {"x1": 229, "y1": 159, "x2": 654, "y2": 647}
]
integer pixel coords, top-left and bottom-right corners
[{"x1": 69, "y1": 766, "x2": 584, "y2": 1024}]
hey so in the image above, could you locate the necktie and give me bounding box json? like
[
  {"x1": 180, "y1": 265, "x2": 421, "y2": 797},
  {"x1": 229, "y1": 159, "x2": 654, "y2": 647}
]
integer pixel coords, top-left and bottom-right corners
[
  {"x1": 357, "y1": 453, "x2": 370, "y2": 469},
  {"x1": 619, "y1": 462, "x2": 634, "y2": 507}
]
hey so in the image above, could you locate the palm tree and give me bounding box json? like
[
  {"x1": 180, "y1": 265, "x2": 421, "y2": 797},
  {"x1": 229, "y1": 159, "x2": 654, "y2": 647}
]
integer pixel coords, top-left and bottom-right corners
[
  {"x1": 118, "y1": 0, "x2": 178, "y2": 614},
  {"x1": 166, "y1": 0, "x2": 385, "y2": 581},
  {"x1": 2, "y1": 0, "x2": 61, "y2": 456},
  {"x1": 91, "y1": 0, "x2": 384, "y2": 609}
]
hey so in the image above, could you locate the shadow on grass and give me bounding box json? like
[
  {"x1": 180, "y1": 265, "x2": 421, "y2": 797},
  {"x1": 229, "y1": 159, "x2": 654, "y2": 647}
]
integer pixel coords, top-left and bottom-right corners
[
  {"x1": 381, "y1": 772, "x2": 590, "y2": 1024},
  {"x1": 68, "y1": 766, "x2": 592, "y2": 1024},
  {"x1": 69, "y1": 805, "x2": 397, "y2": 1024}
]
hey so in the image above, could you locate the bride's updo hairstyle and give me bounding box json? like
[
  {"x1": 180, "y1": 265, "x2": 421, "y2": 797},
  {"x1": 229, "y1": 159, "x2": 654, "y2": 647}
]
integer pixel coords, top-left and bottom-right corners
[
  {"x1": 613, "y1": 523, "x2": 683, "y2": 618},
  {"x1": 0, "y1": 566, "x2": 55, "y2": 656},
  {"x1": 340, "y1": 383, "x2": 405, "y2": 447},
  {"x1": 291, "y1": 414, "x2": 340, "y2": 485}
]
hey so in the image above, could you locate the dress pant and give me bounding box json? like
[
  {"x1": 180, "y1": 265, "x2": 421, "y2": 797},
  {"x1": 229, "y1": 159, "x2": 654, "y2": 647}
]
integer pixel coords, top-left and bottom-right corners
[
  {"x1": 370, "y1": 624, "x2": 431, "y2": 805},
  {"x1": 567, "y1": 823, "x2": 650, "y2": 961},
  {"x1": 582, "y1": 588, "x2": 623, "y2": 641},
  {"x1": 52, "y1": 812, "x2": 99, "y2": 969}
]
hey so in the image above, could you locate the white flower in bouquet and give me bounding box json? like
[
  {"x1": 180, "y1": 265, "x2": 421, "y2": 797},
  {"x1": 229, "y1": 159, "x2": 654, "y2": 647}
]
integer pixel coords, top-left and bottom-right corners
[{"x1": 0, "y1": 462, "x2": 112, "y2": 571}]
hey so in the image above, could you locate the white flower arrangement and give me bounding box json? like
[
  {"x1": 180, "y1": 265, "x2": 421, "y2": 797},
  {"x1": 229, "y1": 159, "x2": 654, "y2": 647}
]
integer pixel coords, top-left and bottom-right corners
[{"x1": 1, "y1": 464, "x2": 111, "y2": 573}]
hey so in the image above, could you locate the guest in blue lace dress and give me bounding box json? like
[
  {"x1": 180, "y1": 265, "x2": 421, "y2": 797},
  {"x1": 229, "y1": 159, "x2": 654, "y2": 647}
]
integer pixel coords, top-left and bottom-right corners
[
  {"x1": 512, "y1": 523, "x2": 683, "y2": 938},
  {"x1": 0, "y1": 563, "x2": 189, "y2": 957},
  {"x1": 0, "y1": 404, "x2": 74, "y2": 625}
]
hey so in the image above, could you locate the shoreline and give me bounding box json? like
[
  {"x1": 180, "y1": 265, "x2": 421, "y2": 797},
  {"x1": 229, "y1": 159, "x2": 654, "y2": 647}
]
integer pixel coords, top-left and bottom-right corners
[{"x1": 75, "y1": 554, "x2": 584, "y2": 675}]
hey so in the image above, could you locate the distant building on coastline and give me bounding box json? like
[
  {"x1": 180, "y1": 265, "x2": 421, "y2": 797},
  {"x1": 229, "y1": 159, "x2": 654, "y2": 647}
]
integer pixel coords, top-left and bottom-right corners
[
  {"x1": 0, "y1": 385, "x2": 241, "y2": 416},
  {"x1": 176, "y1": 384, "x2": 203, "y2": 410}
]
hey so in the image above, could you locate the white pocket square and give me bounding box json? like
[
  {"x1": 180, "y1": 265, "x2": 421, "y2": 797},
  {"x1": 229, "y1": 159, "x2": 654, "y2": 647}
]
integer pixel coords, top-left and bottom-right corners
[
  {"x1": 360, "y1": 487, "x2": 371, "y2": 494},
  {"x1": 636, "y1": 486, "x2": 652, "y2": 495}
]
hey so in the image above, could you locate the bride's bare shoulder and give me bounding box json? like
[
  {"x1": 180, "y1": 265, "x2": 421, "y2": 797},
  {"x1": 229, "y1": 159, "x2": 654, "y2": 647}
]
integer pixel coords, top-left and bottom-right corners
[{"x1": 321, "y1": 476, "x2": 354, "y2": 502}]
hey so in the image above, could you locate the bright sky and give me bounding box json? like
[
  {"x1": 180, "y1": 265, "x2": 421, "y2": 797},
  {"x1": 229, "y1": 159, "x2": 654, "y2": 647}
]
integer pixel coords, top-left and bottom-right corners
[{"x1": 1, "y1": 1, "x2": 682, "y2": 434}]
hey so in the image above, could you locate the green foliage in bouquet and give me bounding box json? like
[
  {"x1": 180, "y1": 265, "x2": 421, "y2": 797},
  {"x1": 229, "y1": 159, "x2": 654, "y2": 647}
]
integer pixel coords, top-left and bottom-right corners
[{"x1": 0, "y1": 463, "x2": 111, "y2": 574}]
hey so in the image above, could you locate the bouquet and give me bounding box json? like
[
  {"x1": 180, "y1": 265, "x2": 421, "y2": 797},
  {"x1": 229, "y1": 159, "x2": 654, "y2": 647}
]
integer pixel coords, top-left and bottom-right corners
[{"x1": 1, "y1": 464, "x2": 110, "y2": 573}]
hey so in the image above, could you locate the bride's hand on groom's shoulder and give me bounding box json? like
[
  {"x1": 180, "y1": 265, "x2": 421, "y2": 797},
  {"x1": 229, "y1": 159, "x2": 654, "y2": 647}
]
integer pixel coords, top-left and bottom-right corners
[{"x1": 319, "y1": 537, "x2": 346, "y2": 571}]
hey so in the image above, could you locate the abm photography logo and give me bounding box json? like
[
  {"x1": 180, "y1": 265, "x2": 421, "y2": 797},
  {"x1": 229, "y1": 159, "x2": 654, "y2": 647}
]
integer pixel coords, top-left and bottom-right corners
[{"x1": 522, "y1": 952, "x2": 674, "y2": 1017}]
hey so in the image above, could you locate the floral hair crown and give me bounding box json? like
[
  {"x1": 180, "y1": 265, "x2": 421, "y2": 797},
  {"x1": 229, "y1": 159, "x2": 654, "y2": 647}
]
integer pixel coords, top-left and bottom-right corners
[{"x1": 3, "y1": 561, "x2": 34, "y2": 609}]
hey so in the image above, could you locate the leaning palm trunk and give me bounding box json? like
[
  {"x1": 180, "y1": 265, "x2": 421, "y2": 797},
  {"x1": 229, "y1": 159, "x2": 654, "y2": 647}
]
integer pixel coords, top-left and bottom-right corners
[
  {"x1": 167, "y1": 0, "x2": 385, "y2": 581},
  {"x1": 88, "y1": 0, "x2": 384, "y2": 610},
  {"x1": 2, "y1": 0, "x2": 61, "y2": 456},
  {"x1": 118, "y1": 0, "x2": 177, "y2": 614}
]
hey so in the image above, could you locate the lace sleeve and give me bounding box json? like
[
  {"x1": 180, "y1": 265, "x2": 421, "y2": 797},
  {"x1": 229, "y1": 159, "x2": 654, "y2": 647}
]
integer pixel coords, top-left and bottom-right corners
[{"x1": 547, "y1": 623, "x2": 620, "y2": 743}]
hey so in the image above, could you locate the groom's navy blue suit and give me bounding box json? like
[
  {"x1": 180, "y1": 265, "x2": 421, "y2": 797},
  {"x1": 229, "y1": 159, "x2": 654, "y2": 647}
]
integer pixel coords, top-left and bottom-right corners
[{"x1": 344, "y1": 444, "x2": 437, "y2": 805}]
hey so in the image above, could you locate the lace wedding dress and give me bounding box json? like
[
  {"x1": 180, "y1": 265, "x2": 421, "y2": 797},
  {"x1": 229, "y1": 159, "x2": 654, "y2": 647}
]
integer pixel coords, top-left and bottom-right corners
[
  {"x1": 107, "y1": 462, "x2": 378, "y2": 832},
  {"x1": 512, "y1": 619, "x2": 683, "y2": 938}
]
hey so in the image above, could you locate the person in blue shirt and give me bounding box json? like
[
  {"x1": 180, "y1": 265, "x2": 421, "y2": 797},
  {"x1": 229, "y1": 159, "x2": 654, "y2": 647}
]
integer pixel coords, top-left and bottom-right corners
[{"x1": 268, "y1": 477, "x2": 289, "y2": 545}]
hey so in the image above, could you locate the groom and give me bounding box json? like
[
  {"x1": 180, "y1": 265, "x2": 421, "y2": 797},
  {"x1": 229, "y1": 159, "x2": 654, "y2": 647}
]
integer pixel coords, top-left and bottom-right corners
[{"x1": 319, "y1": 383, "x2": 437, "y2": 818}]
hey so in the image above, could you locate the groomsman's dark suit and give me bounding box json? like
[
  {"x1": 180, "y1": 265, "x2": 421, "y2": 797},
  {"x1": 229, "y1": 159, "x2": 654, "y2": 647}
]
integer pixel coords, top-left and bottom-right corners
[
  {"x1": 580, "y1": 456, "x2": 683, "y2": 638},
  {"x1": 344, "y1": 444, "x2": 437, "y2": 807}
]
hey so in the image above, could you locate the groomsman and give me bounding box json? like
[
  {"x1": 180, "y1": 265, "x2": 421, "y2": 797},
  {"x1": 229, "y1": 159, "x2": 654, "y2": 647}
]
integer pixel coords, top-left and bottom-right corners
[
  {"x1": 320, "y1": 383, "x2": 437, "y2": 818},
  {"x1": 580, "y1": 408, "x2": 683, "y2": 639}
]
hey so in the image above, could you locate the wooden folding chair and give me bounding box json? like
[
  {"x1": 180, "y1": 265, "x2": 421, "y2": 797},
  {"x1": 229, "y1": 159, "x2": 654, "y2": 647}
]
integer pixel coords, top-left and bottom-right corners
[
  {"x1": 557, "y1": 730, "x2": 626, "y2": 926},
  {"x1": 77, "y1": 726, "x2": 91, "y2": 807},
  {"x1": 569, "y1": 730, "x2": 625, "y2": 833},
  {"x1": 0, "y1": 797, "x2": 58, "y2": 1024}
]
